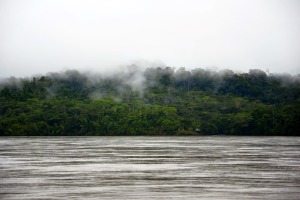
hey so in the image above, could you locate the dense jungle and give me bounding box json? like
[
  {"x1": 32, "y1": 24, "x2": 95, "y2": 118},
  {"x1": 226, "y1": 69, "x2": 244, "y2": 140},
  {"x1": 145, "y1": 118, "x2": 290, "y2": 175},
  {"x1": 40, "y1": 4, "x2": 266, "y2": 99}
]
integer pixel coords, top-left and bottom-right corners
[{"x1": 1, "y1": 66, "x2": 299, "y2": 136}]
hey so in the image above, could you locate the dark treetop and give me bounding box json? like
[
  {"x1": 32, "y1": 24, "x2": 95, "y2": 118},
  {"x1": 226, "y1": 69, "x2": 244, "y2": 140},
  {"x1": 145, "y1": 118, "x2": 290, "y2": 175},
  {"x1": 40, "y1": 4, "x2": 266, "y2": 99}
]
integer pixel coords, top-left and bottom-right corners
[{"x1": 1, "y1": 66, "x2": 299, "y2": 136}]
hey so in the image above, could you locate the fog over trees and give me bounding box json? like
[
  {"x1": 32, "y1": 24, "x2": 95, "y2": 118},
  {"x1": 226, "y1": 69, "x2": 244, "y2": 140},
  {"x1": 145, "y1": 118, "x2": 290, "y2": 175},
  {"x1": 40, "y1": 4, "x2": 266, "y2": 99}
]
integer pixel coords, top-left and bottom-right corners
[{"x1": 0, "y1": 66, "x2": 299, "y2": 136}]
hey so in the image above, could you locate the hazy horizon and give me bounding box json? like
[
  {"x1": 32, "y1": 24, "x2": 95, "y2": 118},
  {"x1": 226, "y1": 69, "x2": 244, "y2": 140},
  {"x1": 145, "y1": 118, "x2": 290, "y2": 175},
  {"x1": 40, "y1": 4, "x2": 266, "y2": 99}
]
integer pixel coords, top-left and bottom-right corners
[{"x1": 1, "y1": 0, "x2": 300, "y2": 78}]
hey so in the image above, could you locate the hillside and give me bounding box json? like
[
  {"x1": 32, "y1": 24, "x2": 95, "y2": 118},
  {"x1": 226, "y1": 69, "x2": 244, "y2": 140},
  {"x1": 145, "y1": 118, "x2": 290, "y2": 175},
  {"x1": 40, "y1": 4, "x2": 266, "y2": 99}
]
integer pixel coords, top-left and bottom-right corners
[{"x1": 1, "y1": 66, "x2": 300, "y2": 136}]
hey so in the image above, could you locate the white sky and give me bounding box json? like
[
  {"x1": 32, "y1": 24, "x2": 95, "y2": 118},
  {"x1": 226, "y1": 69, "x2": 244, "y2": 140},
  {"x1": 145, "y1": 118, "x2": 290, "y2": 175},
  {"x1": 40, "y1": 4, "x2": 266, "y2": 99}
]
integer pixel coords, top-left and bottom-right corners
[{"x1": 0, "y1": 0, "x2": 300, "y2": 77}]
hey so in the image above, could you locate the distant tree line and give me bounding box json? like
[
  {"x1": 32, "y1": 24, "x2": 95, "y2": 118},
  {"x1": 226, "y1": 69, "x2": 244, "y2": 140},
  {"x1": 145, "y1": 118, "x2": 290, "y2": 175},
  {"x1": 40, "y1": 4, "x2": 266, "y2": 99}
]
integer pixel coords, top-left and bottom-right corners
[{"x1": 0, "y1": 66, "x2": 299, "y2": 136}]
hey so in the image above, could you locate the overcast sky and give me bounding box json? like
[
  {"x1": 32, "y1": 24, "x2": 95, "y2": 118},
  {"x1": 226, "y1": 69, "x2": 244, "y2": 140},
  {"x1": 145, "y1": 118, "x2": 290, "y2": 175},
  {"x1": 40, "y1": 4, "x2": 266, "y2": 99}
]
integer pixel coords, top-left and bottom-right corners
[{"x1": 0, "y1": 0, "x2": 300, "y2": 77}]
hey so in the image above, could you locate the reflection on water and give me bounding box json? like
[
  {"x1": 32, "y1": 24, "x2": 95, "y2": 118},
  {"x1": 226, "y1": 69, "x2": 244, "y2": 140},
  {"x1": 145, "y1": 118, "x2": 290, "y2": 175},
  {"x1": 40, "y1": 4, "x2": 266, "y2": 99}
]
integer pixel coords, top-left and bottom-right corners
[{"x1": 0, "y1": 137, "x2": 300, "y2": 199}]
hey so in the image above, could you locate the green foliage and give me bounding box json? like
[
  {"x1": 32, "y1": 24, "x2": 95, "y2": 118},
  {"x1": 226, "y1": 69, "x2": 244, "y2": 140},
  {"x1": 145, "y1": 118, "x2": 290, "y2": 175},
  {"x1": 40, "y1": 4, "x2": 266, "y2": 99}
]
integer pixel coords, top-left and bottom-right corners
[{"x1": 0, "y1": 68, "x2": 299, "y2": 136}]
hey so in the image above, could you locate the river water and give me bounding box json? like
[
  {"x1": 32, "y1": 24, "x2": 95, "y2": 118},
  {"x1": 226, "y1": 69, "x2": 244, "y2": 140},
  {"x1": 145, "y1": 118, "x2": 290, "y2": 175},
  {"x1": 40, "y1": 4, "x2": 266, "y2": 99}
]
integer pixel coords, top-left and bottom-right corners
[{"x1": 0, "y1": 137, "x2": 299, "y2": 199}]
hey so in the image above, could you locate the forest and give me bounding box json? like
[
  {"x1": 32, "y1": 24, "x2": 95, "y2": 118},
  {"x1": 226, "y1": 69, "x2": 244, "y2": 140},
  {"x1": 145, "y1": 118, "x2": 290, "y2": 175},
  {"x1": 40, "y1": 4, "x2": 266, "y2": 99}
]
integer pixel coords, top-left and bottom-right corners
[{"x1": 0, "y1": 66, "x2": 300, "y2": 136}]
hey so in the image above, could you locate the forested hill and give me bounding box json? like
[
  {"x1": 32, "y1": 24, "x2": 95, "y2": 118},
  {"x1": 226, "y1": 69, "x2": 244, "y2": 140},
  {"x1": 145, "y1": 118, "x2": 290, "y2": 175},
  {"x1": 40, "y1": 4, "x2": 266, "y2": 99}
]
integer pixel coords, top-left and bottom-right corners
[{"x1": 1, "y1": 66, "x2": 300, "y2": 136}]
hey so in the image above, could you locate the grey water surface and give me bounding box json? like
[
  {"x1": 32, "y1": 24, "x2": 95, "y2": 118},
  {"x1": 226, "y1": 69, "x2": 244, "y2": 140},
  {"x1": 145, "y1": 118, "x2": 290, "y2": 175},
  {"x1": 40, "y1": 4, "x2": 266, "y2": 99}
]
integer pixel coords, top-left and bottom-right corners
[{"x1": 0, "y1": 136, "x2": 300, "y2": 200}]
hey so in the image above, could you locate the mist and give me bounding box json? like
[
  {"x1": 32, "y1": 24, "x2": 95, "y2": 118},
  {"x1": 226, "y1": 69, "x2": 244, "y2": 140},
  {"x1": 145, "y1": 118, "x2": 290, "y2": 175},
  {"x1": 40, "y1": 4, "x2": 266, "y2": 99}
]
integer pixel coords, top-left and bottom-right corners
[
  {"x1": 1, "y1": 65, "x2": 299, "y2": 106},
  {"x1": 1, "y1": 0, "x2": 300, "y2": 78}
]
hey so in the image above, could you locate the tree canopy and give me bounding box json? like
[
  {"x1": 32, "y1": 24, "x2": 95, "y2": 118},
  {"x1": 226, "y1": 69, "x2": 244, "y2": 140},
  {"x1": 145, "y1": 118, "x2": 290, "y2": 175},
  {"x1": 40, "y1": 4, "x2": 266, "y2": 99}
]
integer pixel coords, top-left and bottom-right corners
[{"x1": 1, "y1": 67, "x2": 299, "y2": 136}]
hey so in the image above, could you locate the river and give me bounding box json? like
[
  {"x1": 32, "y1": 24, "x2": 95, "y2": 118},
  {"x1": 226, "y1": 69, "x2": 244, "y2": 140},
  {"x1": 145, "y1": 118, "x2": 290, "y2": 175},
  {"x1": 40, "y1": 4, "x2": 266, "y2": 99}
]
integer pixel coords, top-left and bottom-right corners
[{"x1": 0, "y1": 136, "x2": 299, "y2": 199}]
